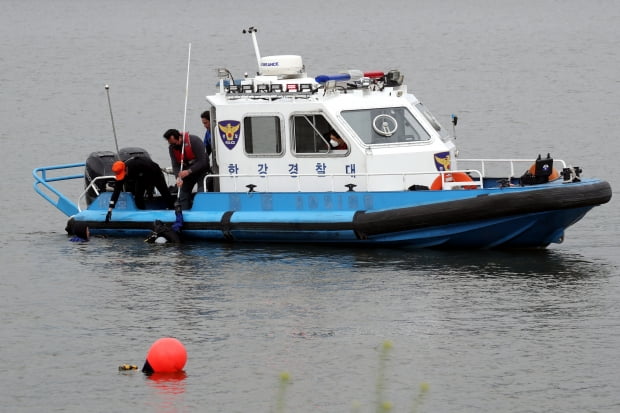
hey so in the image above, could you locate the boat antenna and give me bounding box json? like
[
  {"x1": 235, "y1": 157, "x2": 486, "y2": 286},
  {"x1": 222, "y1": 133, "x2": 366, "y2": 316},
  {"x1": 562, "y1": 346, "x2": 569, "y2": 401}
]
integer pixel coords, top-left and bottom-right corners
[
  {"x1": 242, "y1": 27, "x2": 261, "y2": 74},
  {"x1": 104, "y1": 84, "x2": 120, "y2": 155},
  {"x1": 178, "y1": 42, "x2": 192, "y2": 197}
]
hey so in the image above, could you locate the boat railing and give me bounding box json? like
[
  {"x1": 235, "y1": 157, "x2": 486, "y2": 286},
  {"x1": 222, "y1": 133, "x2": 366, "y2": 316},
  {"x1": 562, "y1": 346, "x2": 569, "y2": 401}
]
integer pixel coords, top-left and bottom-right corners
[
  {"x1": 77, "y1": 175, "x2": 116, "y2": 212},
  {"x1": 202, "y1": 169, "x2": 484, "y2": 192},
  {"x1": 458, "y1": 158, "x2": 567, "y2": 177},
  {"x1": 32, "y1": 163, "x2": 85, "y2": 217},
  {"x1": 33, "y1": 163, "x2": 486, "y2": 217}
]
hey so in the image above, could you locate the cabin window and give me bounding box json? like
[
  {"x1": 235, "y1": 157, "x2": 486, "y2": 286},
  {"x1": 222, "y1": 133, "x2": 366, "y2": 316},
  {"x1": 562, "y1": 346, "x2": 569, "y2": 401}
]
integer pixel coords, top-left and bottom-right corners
[
  {"x1": 291, "y1": 114, "x2": 333, "y2": 154},
  {"x1": 243, "y1": 116, "x2": 283, "y2": 155},
  {"x1": 341, "y1": 106, "x2": 430, "y2": 145}
]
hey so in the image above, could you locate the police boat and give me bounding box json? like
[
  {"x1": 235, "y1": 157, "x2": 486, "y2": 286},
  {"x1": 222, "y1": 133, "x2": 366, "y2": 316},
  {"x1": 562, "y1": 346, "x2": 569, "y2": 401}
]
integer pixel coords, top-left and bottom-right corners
[{"x1": 33, "y1": 29, "x2": 611, "y2": 248}]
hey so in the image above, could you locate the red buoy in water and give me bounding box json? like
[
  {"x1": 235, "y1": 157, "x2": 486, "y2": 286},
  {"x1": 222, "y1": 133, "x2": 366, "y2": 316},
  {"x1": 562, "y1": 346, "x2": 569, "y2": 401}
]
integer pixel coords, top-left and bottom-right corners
[{"x1": 143, "y1": 337, "x2": 187, "y2": 373}]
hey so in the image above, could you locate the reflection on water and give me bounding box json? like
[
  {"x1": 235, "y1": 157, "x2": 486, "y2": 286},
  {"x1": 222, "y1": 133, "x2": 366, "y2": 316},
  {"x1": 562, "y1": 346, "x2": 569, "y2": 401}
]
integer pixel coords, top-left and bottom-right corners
[
  {"x1": 56, "y1": 235, "x2": 614, "y2": 293},
  {"x1": 57, "y1": 236, "x2": 616, "y2": 342},
  {"x1": 145, "y1": 371, "x2": 188, "y2": 394},
  {"x1": 176, "y1": 240, "x2": 612, "y2": 280},
  {"x1": 144, "y1": 371, "x2": 188, "y2": 412}
]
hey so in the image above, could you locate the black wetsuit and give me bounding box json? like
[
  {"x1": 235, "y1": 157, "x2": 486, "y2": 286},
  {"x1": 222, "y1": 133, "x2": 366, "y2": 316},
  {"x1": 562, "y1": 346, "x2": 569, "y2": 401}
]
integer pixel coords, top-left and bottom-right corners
[{"x1": 110, "y1": 157, "x2": 174, "y2": 210}]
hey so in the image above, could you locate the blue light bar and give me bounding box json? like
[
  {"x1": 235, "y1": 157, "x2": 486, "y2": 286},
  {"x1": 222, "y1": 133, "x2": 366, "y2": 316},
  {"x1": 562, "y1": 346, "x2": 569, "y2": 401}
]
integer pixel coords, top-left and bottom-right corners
[
  {"x1": 315, "y1": 73, "x2": 352, "y2": 84},
  {"x1": 315, "y1": 70, "x2": 383, "y2": 84}
]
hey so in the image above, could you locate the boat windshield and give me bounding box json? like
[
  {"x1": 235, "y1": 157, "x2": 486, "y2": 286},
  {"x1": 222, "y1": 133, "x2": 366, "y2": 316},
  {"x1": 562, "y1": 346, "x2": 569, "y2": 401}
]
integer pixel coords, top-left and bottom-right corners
[
  {"x1": 340, "y1": 106, "x2": 431, "y2": 145},
  {"x1": 415, "y1": 102, "x2": 451, "y2": 141}
]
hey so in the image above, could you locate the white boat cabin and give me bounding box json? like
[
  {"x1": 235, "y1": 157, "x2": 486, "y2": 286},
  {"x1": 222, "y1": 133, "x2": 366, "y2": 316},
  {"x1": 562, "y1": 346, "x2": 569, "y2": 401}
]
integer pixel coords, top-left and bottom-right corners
[{"x1": 205, "y1": 47, "x2": 457, "y2": 193}]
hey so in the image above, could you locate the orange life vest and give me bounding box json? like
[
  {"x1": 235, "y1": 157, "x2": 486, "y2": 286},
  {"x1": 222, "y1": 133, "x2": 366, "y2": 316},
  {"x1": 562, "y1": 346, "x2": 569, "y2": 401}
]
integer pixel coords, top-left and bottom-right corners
[{"x1": 172, "y1": 132, "x2": 196, "y2": 164}]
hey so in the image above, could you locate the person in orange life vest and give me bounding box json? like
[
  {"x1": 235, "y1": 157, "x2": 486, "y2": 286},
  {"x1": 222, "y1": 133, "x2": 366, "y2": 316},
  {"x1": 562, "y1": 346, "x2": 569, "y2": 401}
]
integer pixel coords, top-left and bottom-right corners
[
  {"x1": 163, "y1": 128, "x2": 209, "y2": 210},
  {"x1": 327, "y1": 129, "x2": 347, "y2": 150},
  {"x1": 105, "y1": 158, "x2": 175, "y2": 222}
]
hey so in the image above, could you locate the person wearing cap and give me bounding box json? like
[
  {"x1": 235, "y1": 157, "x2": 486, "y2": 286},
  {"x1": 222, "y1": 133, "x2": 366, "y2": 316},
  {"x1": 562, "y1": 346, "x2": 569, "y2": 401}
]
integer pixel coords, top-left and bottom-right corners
[
  {"x1": 105, "y1": 157, "x2": 174, "y2": 222},
  {"x1": 163, "y1": 128, "x2": 209, "y2": 210}
]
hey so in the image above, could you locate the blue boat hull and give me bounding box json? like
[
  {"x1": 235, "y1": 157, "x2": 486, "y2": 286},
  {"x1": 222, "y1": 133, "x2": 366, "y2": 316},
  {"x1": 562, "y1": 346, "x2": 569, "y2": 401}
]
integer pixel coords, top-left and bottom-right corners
[{"x1": 69, "y1": 178, "x2": 611, "y2": 248}]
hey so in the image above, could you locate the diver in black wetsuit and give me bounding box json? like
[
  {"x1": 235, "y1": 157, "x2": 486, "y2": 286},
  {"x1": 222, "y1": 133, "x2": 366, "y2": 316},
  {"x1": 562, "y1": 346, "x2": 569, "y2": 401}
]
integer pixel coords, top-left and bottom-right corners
[{"x1": 105, "y1": 158, "x2": 174, "y2": 222}]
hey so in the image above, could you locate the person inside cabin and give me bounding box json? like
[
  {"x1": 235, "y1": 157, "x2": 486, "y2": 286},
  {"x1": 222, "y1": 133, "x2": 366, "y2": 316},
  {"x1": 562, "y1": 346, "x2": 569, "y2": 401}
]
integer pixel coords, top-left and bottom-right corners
[
  {"x1": 201, "y1": 111, "x2": 212, "y2": 158},
  {"x1": 105, "y1": 158, "x2": 174, "y2": 222},
  {"x1": 327, "y1": 129, "x2": 348, "y2": 150},
  {"x1": 163, "y1": 128, "x2": 210, "y2": 210},
  {"x1": 200, "y1": 110, "x2": 215, "y2": 192}
]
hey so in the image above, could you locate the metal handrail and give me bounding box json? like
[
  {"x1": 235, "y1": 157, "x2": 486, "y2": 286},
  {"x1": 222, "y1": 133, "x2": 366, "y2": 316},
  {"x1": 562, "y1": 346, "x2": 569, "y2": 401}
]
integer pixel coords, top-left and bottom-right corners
[
  {"x1": 77, "y1": 175, "x2": 116, "y2": 212},
  {"x1": 458, "y1": 158, "x2": 567, "y2": 178},
  {"x1": 34, "y1": 162, "x2": 496, "y2": 218},
  {"x1": 32, "y1": 163, "x2": 85, "y2": 217}
]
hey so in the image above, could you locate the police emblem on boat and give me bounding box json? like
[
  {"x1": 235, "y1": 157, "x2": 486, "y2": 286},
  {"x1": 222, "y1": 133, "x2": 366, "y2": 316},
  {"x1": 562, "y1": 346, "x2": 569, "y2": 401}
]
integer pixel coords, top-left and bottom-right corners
[
  {"x1": 434, "y1": 151, "x2": 451, "y2": 171},
  {"x1": 218, "y1": 120, "x2": 241, "y2": 150}
]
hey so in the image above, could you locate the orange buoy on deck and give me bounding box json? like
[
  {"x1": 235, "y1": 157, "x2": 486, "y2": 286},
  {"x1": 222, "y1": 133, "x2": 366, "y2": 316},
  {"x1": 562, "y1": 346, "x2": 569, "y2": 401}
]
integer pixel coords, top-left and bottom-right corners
[
  {"x1": 142, "y1": 337, "x2": 187, "y2": 373},
  {"x1": 430, "y1": 172, "x2": 476, "y2": 190}
]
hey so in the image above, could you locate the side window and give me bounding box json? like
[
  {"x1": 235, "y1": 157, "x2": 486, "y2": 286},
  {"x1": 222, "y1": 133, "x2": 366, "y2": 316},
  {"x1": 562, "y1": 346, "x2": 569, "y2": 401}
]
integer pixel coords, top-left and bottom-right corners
[
  {"x1": 244, "y1": 116, "x2": 282, "y2": 155},
  {"x1": 292, "y1": 114, "x2": 332, "y2": 154}
]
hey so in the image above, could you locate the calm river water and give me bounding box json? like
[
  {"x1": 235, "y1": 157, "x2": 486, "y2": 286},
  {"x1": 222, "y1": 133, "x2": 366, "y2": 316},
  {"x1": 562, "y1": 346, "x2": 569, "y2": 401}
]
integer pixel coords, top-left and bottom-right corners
[{"x1": 1, "y1": 0, "x2": 619, "y2": 412}]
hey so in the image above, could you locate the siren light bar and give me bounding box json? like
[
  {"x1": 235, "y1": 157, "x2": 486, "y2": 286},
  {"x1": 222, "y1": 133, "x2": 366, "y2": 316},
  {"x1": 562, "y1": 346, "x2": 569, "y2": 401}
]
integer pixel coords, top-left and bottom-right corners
[{"x1": 315, "y1": 71, "x2": 386, "y2": 84}]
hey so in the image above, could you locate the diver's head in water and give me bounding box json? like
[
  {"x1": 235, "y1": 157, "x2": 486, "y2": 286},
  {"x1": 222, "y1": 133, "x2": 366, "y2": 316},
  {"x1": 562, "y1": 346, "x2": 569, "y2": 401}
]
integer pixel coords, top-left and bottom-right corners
[{"x1": 66, "y1": 219, "x2": 90, "y2": 242}]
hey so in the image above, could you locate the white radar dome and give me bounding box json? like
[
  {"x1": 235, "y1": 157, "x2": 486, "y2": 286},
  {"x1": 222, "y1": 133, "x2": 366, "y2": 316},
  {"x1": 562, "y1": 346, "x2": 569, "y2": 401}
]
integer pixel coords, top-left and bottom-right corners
[{"x1": 259, "y1": 55, "x2": 304, "y2": 77}]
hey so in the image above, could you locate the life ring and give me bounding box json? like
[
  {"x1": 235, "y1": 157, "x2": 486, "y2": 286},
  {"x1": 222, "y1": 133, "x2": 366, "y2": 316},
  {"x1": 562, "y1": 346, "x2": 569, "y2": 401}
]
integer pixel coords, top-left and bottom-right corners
[
  {"x1": 528, "y1": 163, "x2": 560, "y2": 181},
  {"x1": 430, "y1": 172, "x2": 477, "y2": 190}
]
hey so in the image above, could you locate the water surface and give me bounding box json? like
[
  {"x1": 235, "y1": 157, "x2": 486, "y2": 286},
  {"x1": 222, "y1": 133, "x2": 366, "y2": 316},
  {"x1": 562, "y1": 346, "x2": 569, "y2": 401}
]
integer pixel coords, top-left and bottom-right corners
[{"x1": 2, "y1": 0, "x2": 619, "y2": 412}]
